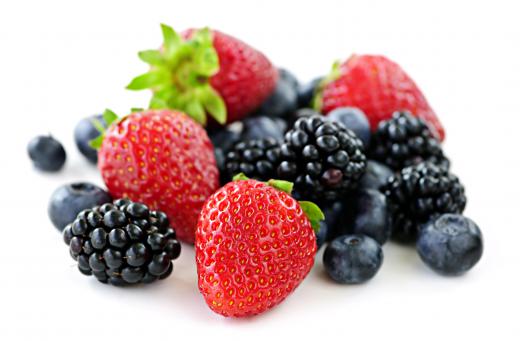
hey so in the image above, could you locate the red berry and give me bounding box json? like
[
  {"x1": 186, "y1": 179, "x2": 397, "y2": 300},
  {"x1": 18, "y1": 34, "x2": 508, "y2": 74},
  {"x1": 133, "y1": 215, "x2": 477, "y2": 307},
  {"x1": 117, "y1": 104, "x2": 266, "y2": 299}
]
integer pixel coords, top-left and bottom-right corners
[
  {"x1": 195, "y1": 179, "x2": 317, "y2": 317},
  {"x1": 319, "y1": 55, "x2": 445, "y2": 140},
  {"x1": 98, "y1": 109, "x2": 219, "y2": 244}
]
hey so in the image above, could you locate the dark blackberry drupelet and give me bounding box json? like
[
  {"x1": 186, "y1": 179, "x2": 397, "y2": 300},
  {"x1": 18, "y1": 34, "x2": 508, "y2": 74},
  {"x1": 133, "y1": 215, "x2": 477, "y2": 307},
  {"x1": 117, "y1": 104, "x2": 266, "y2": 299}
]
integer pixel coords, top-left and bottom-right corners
[
  {"x1": 63, "y1": 198, "x2": 181, "y2": 286},
  {"x1": 369, "y1": 111, "x2": 449, "y2": 170},
  {"x1": 277, "y1": 115, "x2": 367, "y2": 201},
  {"x1": 224, "y1": 138, "x2": 282, "y2": 182},
  {"x1": 382, "y1": 162, "x2": 466, "y2": 243}
]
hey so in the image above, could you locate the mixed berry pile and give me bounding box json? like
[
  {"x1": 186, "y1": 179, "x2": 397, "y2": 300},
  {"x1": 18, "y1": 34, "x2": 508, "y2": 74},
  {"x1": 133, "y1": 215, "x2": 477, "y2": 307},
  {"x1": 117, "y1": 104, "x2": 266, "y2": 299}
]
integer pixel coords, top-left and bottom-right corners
[{"x1": 28, "y1": 24, "x2": 483, "y2": 318}]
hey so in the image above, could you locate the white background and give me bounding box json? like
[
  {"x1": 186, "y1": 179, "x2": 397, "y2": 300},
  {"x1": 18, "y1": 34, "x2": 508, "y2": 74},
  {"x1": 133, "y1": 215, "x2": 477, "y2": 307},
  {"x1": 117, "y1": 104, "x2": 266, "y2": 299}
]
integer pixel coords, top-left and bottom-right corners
[{"x1": 0, "y1": 0, "x2": 518, "y2": 340}]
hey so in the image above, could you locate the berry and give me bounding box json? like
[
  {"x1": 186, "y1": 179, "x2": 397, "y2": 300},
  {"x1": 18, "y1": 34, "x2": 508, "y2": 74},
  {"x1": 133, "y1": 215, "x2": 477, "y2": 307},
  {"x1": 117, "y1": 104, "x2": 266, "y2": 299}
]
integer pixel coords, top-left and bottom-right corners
[
  {"x1": 241, "y1": 116, "x2": 287, "y2": 142},
  {"x1": 369, "y1": 111, "x2": 449, "y2": 170},
  {"x1": 323, "y1": 234, "x2": 383, "y2": 284},
  {"x1": 97, "y1": 109, "x2": 219, "y2": 244},
  {"x1": 297, "y1": 77, "x2": 322, "y2": 108},
  {"x1": 326, "y1": 107, "x2": 371, "y2": 147},
  {"x1": 255, "y1": 74, "x2": 298, "y2": 119},
  {"x1": 286, "y1": 108, "x2": 321, "y2": 128},
  {"x1": 417, "y1": 214, "x2": 483, "y2": 276},
  {"x1": 317, "y1": 55, "x2": 445, "y2": 140},
  {"x1": 74, "y1": 114, "x2": 107, "y2": 163},
  {"x1": 128, "y1": 24, "x2": 277, "y2": 125},
  {"x1": 316, "y1": 201, "x2": 345, "y2": 249},
  {"x1": 277, "y1": 115, "x2": 367, "y2": 201},
  {"x1": 195, "y1": 178, "x2": 321, "y2": 317},
  {"x1": 334, "y1": 189, "x2": 391, "y2": 245},
  {"x1": 358, "y1": 160, "x2": 394, "y2": 191},
  {"x1": 63, "y1": 199, "x2": 181, "y2": 285},
  {"x1": 383, "y1": 162, "x2": 466, "y2": 243},
  {"x1": 278, "y1": 68, "x2": 300, "y2": 90},
  {"x1": 27, "y1": 135, "x2": 66, "y2": 172},
  {"x1": 48, "y1": 182, "x2": 112, "y2": 231},
  {"x1": 224, "y1": 138, "x2": 281, "y2": 182}
]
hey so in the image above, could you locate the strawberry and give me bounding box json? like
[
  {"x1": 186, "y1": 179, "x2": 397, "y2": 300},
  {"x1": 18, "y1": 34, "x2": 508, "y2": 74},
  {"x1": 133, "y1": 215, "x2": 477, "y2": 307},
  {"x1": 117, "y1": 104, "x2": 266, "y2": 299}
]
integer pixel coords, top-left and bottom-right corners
[
  {"x1": 127, "y1": 24, "x2": 278, "y2": 126},
  {"x1": 93, "y1": 109, "x2": 219, "y2": 244},
  {"x1": 195, "y1": 174, "x2": 323, "y2": 317},
  {"x1": 315, "y1": 55, "x2": 445, "y2": 141}
]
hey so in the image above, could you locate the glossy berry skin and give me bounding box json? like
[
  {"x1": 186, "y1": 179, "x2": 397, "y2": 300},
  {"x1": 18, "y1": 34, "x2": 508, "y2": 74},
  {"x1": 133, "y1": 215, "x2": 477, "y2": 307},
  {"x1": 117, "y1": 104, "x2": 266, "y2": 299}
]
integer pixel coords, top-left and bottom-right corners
[
  {"x1": 74, "y1": 114, "x2": 106, "y2": 163},
  {"x1": 369, "y1": 111, "x2": 449, "y2": 170},
  {"x1": 255, "y1": 75, "x2": 298, "y2": 119},
  {"x1": 358, "y1": 160, "x2": 394, "y2": 191},
  {"x1": 224, "y1": 138, "x2": 281, "y2": 183},
  {"x1": 335, "y1": 189, "x2": 391, "y2": 245},
  {"x1": 320, "y1": 55, "x2": 445, "y2": 141},
  {"x1": 417, "y1": 214, "x2": 483, "y2": 276},
  {"x1": 63, "y1": 199, "x2": 181, "y2": 285},
  {"x1": 186, "y1": 29, "x2": 278, "y2": 123},
  {"x1": 316, "y1": 201, "x2": 345, "y2": 249},
  {"x1": 27, "y1": 135, "x2": 66, "y2": 171},
  {"x1": 48, "y1": 182, "x2": 112, "y2": 231},
  {"x1": 98, "y1": 109, "x2": 219, "y2": 244},
  {"x1": 326, "y1": 107, "x2": 371, "y2": 147},
  {"x1": 323, "y1": 234, "x2": 383, "y2": 284},
  {"x1": 278, "y1": 68, "x2": 299, "y2": 90},
  {"x1": 383, "y1": 162, "x2": 466, "y2": 243},
  {"x1": 298, "y1": 77, "x2": 323, "y2": 108},
  {"x1": 196, "y1": 180, "x2": 317, "y2": 317},
  {"x1": 277, "y1": 115, "x2": 367, "y2": 201}
]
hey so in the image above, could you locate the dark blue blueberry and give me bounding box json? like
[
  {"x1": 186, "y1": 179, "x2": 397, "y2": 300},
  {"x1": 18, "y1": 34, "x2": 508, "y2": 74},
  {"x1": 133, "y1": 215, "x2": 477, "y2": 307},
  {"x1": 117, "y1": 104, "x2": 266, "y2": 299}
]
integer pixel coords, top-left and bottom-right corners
[
  {"x1": 27, "y1": 135, "x2": 66, "y2": 172},
  {"x1": 359, "y1": 160, "x2": 394, "y2": 191},
  {"x1": 417, "y1": 214, "x2": 483, "y2": 276},
  {"x1": 326, "y1": 107, "x2": 371, "y2": 147},
  {"x1": 241, "y1": 116, "x2": 287, "y2": 142},
  {"x1": 255, "y1": 76, "x2": 298, "y2": 119},
  {"x1": 48, "y1": 183, "x2": 112, "y2": 231},
  {"x1": 74, "y1": 114, "x2": 106, "y2": 163},
  {"x1": 208, "y1": 124, "x2": 242, "y2": 154},
  {"x1": 323, "y1": 234, "x2": 383, "y2": 284},
  {"x1": 297, "y1": 77, "x2": 323, "y2": 108},
  {"x1": 315, "y1": 201, "x2": 345, "y2": 249},
  {"x1": 278, "y1": 68, "x2": 300, "y2": 89}
]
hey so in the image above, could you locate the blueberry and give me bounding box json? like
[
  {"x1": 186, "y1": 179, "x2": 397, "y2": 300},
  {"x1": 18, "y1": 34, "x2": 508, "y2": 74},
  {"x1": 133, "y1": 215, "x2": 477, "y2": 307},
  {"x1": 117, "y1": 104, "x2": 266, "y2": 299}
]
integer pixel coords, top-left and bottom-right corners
[
  {"x1": 323, "y1": 234, "x2": 383, "y2": 284},
  {"x1": 417, "y1": 214, "x2": 483, "y2": 276},
  {"x1": 74, "y1": 114, "x2": 106, "y2": 163},
  {"x1": 297, "y1": 77, "x2": 323, "y2": 108},
  {"x1": 208, "y1": 124, "x2": 242, "y2": 154},
  {"x1": 337, "y1": 189, "x2": 391, "y2": 245},
  {"x1": 359, "y1": 160, "x2": 394, "y2": 191},
  {"x1": 278, "y1": 68, "x2": 299, "y2": 89},
  {"x1": 241, "y1": 116, "x2": 287, "y2": 141},
  {"x1": 315, "y1": 201, "x2": 344, "y2": 249},
  {"x1": 255, "y1": 77, "x2": 298, "y2": 119},
  {"x1": 48, "y1": 183, "x2": 112, "y2": 231},
  {"x1": 326, "y1": 107, "x2": 371, "y2": 147},
  {"x1": 27, "y1": 135, "x2": 66, "y2": 172}
]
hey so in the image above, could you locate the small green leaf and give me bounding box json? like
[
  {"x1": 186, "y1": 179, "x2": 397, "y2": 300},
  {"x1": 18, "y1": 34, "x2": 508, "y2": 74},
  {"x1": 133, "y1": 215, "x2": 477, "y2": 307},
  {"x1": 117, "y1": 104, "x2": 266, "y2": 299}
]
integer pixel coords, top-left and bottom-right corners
[
  {"x1": 313, "y1": 60, "x2": 341, "y2": 112},
  {"x1": 185, "y1": 100, "x2": 206, "y2": 125},
  {"x1": 126, "y1": 70, "x2": 169, "y2": 90},
  {"x1": 298, "y1": 201, "x2": 325, "y2": 233},
  {"x1": 89, "y1": 134, "x2": 105, "y2": 150},
  {"x1": 131, "y1": 107, "x2": 144, "y2": 113},
  {"x1": 232, "y1": 173, "x2": 250, "y2": 181},
  {"x1": 267, "y1": 179, "x2": 293, "y2": 194},
  {"x1": 200, "y1": 86, "x2": 226, "y2": 124},
  {"x1": 161, "y1": 23, "x2": 181, "y2": 59},
  {"x1": 102, "y1": 109, "x2": 118, "y2": 126},
  {"x1": 90, "y1": 117, "x2": 105, "y2": 134},
  {"x1": 138, "y1": 50, "x2": 164, "y2": 66}
]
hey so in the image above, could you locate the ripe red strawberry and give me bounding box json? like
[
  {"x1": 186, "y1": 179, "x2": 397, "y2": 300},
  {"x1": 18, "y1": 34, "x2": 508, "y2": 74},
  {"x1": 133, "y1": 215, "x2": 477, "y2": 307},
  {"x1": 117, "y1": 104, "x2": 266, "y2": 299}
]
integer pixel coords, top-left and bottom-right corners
[
  {"x1": 127, "y1": 24, "x2": 278, "y2": 125},
  {"x1": 195, "y1": 175, "x2": 323, "y2": 317},
  {"x1": 316, "y1": 55, "x2": 445, "y2": 140},
  {"x1": 95, "y1": 109, "x2": 219, "y2": 244}
]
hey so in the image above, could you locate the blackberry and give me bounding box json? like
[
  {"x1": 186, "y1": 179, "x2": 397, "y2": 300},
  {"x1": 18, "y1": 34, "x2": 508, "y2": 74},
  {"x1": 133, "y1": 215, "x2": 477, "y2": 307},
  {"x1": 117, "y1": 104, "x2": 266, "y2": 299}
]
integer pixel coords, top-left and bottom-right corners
[
  {"x1": 277, "y1": 115, "x2": 367, "y2": 201},
  {"x1": 63, "y1": 199, "x2": 181, "y2": 286},
  {"x1": 224, "y1": 138, "x2": 281, "y2": 182},
  {"x1": 382, "y1": 162, "x2": 466, "y2": 243},
  {"x1": 369, "y1": 111, "x2": 449, "y2": 170}
]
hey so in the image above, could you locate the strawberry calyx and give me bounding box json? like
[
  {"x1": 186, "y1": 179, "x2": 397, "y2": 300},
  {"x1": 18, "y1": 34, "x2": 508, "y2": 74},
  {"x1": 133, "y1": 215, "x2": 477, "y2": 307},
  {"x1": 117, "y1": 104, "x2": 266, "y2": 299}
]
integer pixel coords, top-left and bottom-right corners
[
  {"x1": 127, "y1": 24, "x2": 226, "y2": 126},
  {"x1": 89, "y1": 109, "x2": 120, "y2": 149},
  {"x1": 232, "y1": 173, "x2": 324, "y2": 233},
  {"x1": 312, "y1": 60, "x2": 342, "y2": 112}
]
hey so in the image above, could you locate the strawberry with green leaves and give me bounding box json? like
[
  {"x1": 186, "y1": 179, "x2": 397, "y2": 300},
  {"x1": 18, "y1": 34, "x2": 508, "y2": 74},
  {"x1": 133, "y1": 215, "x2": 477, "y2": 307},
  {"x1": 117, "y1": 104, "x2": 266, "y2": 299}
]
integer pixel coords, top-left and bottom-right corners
[
  {"x1": 127, "y1": 24, "x2": 278, "y2": 125},
  {"x1": 195, "y1": 174, "x2": 323, "y2": 317},
  {"x1": 92, "y1": 109, "x2": 219, "y2": 244}
]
